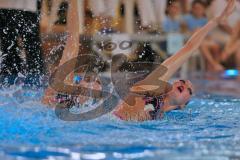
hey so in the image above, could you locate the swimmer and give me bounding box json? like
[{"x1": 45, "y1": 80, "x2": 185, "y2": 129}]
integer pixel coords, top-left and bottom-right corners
[
  {"x1": 42, "y1": 0, "x2": 236, "y2": 121},
  {"x1": 113, "y1": 0, "x2": 236, "y2": 121}
]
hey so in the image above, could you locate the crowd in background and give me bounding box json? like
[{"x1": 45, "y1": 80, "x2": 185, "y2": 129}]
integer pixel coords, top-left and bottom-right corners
[{"x1": 0, "y1": 0, "x2": 240, "y2": 85}]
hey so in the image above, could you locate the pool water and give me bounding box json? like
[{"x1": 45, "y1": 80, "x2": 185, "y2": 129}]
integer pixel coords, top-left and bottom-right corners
[{"x1": 0, "y1": 85, "x2": 240, "y2": 160}]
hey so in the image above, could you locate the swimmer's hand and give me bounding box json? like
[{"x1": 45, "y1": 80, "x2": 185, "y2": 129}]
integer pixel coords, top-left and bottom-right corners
[{"x1": 215, "y1": 0, "x2": 236, "y2": 24}]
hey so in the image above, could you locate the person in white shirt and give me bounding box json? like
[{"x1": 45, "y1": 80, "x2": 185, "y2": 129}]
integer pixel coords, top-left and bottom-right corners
[
  {"x1": 199, "y1": 0, "x2": 240, "y2": 71},
  {"x1": 136, "y1": 0, "x2": 167, "y2": 30}
]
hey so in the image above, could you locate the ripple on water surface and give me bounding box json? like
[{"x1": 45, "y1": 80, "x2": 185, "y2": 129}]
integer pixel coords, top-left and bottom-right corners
[{"x1": 0, "y1": 88, "x2": 240, "y2": 159}]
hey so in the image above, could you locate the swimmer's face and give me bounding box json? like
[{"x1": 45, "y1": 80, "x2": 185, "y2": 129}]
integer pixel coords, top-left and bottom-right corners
[{"x1": 170, "y1": 79, "x2": 193, "y2": 108}]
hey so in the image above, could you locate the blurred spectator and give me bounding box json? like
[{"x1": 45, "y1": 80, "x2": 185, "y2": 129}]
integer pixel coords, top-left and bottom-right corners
[
  {"x1": 0, "y1": 0, "x2": 44, "y2": 84},
  {"x1": 209, "y1": 0, "x2": 240, "y2": 28},
  {"x1": 199, "y1": 0, "x2": 240, "y2": 71},
  {"x1": 181, "y1": 0, "x2": 223, "y2": 71},
  {"x1": 207, "y1": 0, "x2": 240, "y2": 42},
  {"x1": 162, "y1": 0, "x2": 183, "y2": 33},
  {"x1": 136, "y1": 0, "x2": 166, "y2": 31},
  {"x1": 221, "y1": 21, "x2": 240, "y2": 69},
  {"x1": 183, "y1": 0, "x2": 208, "y2": 32},
  {"x1": 181, "y1": 0, "x2": 213, "y2": 13},
  {"x1": 151, "y1": 0, "x2": 185, "y2": 57},
  {"x1": 200, "y1": 38, "x2": 224, "y2": 71}
]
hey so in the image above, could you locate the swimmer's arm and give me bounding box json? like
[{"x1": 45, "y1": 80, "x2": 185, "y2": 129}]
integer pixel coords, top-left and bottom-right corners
[
  {"x1": 131, "y1": 20, "x2": 222, "y2": 94},
  {"x1": 158, "y1": 19, "x2": 218, "y2": 81},
  {"x1": 42, "y1": 0, "x2": 80, "y2": 104},
  {"x1": 58, "y1": 0, "x2": 80, "y2": 66}
]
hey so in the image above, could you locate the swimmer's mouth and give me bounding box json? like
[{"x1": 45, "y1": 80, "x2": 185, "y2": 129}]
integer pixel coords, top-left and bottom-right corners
[{"x1": 177, "y1": 86, "x2": 184, "y2": 93}]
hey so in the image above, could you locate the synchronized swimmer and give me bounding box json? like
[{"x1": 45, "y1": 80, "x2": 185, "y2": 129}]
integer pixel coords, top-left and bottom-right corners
[{"x1": 42, "y1": 0, "x2": 236, "y2": 121}]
